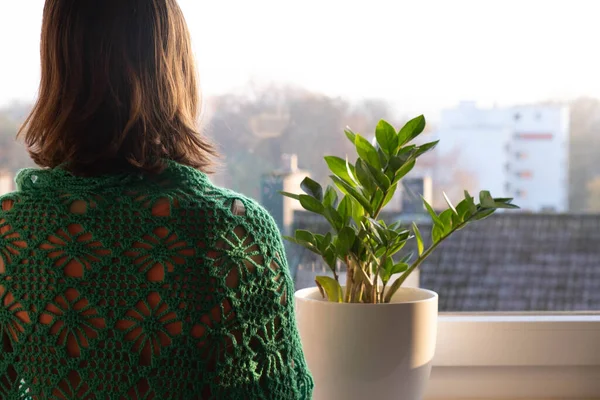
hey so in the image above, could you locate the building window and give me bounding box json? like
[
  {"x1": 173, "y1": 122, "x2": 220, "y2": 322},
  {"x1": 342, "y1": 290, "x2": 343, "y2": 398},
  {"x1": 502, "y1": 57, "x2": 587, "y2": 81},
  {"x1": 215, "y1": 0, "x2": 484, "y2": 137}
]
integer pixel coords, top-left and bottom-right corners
[
  {"x1": 516, "y1": 171, "x2": 533, "y2": 179},
  {"x1": 515, "y1": 151, "x2": 528, "y2": 159},
  {"x1": 515, "y1": 133, "x2": 554, "y2": 140}
]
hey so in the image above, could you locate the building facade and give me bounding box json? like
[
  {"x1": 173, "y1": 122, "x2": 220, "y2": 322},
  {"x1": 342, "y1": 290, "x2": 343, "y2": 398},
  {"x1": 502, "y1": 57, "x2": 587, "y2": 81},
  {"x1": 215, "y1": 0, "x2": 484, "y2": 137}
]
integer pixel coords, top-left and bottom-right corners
[{"x1": 435, "y1": 102, "x2": 569, "y2": 212}]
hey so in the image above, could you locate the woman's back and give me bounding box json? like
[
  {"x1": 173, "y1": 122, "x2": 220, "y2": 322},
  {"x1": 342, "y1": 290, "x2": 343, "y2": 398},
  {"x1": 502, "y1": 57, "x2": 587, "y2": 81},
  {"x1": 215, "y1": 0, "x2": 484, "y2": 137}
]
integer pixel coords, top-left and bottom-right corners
[{"x1": 0, "y1": 161, "x2": 312, "y2": 399}]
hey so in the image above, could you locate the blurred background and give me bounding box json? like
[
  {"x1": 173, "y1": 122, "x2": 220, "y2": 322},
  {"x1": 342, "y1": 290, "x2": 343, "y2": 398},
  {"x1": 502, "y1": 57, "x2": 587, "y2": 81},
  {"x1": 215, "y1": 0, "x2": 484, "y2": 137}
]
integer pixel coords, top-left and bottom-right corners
[{"x1": 2, "y1": 0, "x2": 600, "y2": 312}]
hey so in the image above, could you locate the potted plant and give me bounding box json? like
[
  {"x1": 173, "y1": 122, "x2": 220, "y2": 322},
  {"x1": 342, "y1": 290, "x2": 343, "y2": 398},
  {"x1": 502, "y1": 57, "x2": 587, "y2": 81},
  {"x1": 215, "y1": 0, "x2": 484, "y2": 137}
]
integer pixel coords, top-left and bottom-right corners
[{"x1": 281, "y1": 116, "x2": 518, "y2": 400}]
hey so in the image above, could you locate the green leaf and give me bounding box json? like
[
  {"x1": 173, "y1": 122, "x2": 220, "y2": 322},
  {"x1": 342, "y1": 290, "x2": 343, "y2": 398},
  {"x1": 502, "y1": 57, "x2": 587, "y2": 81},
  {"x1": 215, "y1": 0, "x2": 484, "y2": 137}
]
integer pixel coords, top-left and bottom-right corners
[
  {"x1": 439, "y1": 209, "x2": 454, "y2": 234},
  {"x1": 323, "y1": 206, "x2": 343, "y2": 232},
  {"x1": 422, "y1": 197, "x2": 444, "y2": 228},
  {"x1": 336, "y1": 226, "x2": 356, "y2": 256},
  {"x1": 344, "y1": 128, "x2": 356, "y2": 145},
  {"x1": 371, "y1": 189, "x2": 384, "y2": 214},
  {"x1": 279, "y1": 191, "x2": 301, "y2": 201},
  {"x1": 390, "y1": 262, "x2": 409, "y2": 275},
  {"x1": 377, "y1": 148, "x2": 389, "y2": 168},
  {"x1": 493, "y1": 198, "x2": 520, "y2": 209},
  {"x1": 381, "y1": 183, "x2": 398, "y2": 208},
  {"x1": 283, "y1": 235, "x2": 321, "y2": 255},
  {"x1": 387, "y1": 240, "x2": 408, "y2": 257},
  {"x1": 443, "y1": 192, "x2": 458, "y2": 215},
  {"x1": 355, "y1": 134, "x2": 381, "y2": 169},
  {"x1": 493, "y1": 203, "x2": 520, "y2": 210},
  {"x1": 315, "y1": 276, "x2": 343, "y2": 303},
  {"x1": 413, "y1": 222, "x2": 424, "y2": 256},
  {"x1": 331, "y1": 176, "x2": 373, "y2": 215},
  {"x1": 398, "y1": 115, "x2": 426, "y2": 146},
  {"x1": 432, "y1": 223, "x2": 445, "y2": 243},
  {"x1": 393, "y1": 161, "x2": 416, "y2": 184},
  {"x1": 380, "y1": 258, "x2": 394, "y2": 284},
  {"x1": 325, "y1": 156, "x2": 356, "y2": 187},
  {"x1": 355, "y1": 159, "x2": 377, "y2": 195},
  {"x1": 323, "y1": 186, "x2": 339, "y2": 208},
  {"x1": 368, "y1": 218, "x2": 389, "y2": 246},
  {"x1": 473, "y1": 208, "x2": 496, "y2": 221},
  {"x1": 295, "y1": 229, "x2": 315, "y2": 244},
  {"x1": 464, "y1": 190, "x2": 478, "y2": 215},
  {"x1": 455, "y1": 199, "x2": 470, "y2": 222},
  {"x1": 323, "y1": 248, "x2": 337, "y2": 270},
  {"x1": 366, "y1": 163, "x2": 391, "y2": 191},
  {"x1": 494, "y1": 197, "x2": 515, "y2": 203},
  {"x1": 350, "y1": 197, "x2": 365, "y2": 225},
  {"x1": 375, "y1": 247, "x2": 387, "y2": 258},
  {"x1": 375, "y1": 120, "x2": 398, "y2": 155},
  {"x1": 315, "y1": 233, "x2": 332, "y2": 253},
  {"x1": 337, "y1": 196, "x2": 353, "y2": 224},
  {"x1": 387, "y1": 155, "x2": 404, "y2": 172},
  {"x1": 299, "y1": 195, "x2": 325, "y2": 214},
  {"x1": 397, "y1": 145, "x2": 417, "y2": 158},
  {"x1": 300, "y1": 177, "x2": 323, "y2": 201},
  {"x1": 452, "y1": 207, "x2": 466, "y2": 227},
  {"x1": 399, "y1": 252, "x2": 414, "y2": 265},
  {"x1": 413, "y1": 140, "x2": 439, "y2": 158},
  {"x1": 479, "y1": 190, "x2": 496, "y2": 209},
  {"x1": 345, "y1": 157, "x2": 359, "y2": 185}
]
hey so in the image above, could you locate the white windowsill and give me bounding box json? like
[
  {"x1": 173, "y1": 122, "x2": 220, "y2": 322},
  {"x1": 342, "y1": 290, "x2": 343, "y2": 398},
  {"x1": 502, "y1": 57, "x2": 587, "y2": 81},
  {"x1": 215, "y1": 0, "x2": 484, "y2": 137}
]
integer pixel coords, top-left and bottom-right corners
[{"x1": 425, "y1": 314, "x2": 600, "y2": 399}]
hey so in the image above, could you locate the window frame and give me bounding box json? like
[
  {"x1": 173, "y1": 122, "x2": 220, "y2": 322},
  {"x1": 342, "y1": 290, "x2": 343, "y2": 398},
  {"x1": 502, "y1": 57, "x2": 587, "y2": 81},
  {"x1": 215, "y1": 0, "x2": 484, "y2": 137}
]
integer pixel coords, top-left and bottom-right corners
[{"x1": 425, "y1": 314, "x2": 600, "y2": 399}]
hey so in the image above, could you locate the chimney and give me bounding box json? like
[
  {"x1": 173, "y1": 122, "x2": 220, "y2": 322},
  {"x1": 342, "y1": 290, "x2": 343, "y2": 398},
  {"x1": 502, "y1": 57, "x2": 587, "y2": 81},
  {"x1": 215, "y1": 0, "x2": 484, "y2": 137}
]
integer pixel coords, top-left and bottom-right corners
[{"x1": 281, "y1": 153, "x2": 298, "y2": 173}]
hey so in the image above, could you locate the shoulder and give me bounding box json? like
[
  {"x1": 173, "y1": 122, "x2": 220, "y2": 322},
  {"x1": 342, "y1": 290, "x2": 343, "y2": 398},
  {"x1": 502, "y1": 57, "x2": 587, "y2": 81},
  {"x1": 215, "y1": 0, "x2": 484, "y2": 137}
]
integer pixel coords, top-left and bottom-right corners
[
  {"x1": 203, "y1": 183, "x2": 282, "y2": 247},
  {"x1": 171, "y1": 162, "x2": 279, "y2": 233},
  {"x1": 179, "y1": 173, "x2": 284, "y2": 258}
]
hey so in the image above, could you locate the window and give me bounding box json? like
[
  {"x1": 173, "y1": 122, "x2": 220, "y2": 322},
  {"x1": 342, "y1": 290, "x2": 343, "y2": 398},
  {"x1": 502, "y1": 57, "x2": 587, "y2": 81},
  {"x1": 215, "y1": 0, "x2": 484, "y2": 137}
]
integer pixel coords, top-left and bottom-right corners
[
  {"x1": 516, "y1": 170, "x2": 533, "y2": 179},
  {"x1": 515, "y1": 151, "x2": 528, "y2": 159},
  {"x1": 2, "y1": 1, "x2": 600, "y2": 398}
]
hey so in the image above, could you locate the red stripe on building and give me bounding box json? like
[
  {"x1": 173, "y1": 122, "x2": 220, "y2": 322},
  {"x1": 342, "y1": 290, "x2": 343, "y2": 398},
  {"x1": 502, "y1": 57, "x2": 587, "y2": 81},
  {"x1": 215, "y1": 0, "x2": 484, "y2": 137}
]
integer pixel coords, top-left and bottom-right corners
[{"x1": 515, "y1": 133, "x2": 554, "y2": 140}]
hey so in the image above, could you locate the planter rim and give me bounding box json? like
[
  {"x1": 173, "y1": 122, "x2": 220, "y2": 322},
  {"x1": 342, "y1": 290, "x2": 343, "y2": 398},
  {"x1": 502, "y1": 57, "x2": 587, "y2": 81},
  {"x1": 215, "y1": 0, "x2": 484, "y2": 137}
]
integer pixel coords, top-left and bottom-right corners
[{"x1": 294, "y1": 286, "x2": 438, "y2": 306}]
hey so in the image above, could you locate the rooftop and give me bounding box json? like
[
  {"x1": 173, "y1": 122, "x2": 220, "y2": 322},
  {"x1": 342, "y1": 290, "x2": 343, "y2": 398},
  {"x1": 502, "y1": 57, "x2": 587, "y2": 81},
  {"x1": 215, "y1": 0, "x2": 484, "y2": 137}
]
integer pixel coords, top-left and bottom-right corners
[{"x1": 288, "y1": 212, "x2": 600, "y2": 312}]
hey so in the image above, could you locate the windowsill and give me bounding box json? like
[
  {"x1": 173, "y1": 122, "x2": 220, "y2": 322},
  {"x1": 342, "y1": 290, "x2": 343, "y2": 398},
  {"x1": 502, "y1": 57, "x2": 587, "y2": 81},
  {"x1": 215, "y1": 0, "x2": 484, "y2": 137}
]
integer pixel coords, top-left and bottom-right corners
[{"x1": 425, "y1": 314, "x2": 600, "y2": 399}]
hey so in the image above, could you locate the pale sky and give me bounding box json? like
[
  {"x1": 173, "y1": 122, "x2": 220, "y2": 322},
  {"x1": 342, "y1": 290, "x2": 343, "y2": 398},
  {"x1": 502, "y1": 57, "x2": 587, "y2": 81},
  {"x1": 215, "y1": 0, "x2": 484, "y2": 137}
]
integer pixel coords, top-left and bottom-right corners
[{"x1": 1, "y1": 0, "x2": 600, "y2": 116}]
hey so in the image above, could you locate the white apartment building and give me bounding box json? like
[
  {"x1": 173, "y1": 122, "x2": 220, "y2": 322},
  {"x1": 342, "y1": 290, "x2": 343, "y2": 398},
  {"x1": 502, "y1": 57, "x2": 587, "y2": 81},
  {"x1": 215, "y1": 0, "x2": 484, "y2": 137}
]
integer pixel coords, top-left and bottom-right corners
[{"x1": 434, "y1": 102, "x2": 569, "y2": 212}]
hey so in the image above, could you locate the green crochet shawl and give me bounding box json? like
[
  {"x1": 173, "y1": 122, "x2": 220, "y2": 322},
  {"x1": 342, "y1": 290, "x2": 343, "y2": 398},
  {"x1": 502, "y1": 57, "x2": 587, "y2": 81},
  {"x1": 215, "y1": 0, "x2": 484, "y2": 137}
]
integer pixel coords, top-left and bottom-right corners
[{"x1": 0, "y1": 160, "x2": 313, "y2": 399}]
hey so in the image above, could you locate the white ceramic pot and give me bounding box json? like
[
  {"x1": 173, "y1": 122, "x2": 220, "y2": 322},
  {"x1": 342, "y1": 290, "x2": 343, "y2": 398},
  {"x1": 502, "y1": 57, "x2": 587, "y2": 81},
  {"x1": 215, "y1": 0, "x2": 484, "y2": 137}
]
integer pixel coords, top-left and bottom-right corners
[{"x1": 295, "y1": 286, "x2": 438, "y2": 400}]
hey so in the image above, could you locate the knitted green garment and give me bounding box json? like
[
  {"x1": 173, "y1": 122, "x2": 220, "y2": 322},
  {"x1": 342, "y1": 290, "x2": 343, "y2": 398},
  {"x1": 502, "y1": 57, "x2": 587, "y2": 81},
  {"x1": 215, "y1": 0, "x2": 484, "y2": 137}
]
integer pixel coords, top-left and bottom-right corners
[{"x1": 0, "y1": 160, "x2": 313, "y2": 399}]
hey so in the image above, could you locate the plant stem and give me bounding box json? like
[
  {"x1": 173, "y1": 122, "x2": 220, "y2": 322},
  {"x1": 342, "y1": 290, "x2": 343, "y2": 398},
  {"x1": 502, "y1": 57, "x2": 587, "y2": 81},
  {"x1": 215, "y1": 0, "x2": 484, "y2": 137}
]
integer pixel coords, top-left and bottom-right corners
[
  {"x1": 345, "y1": 259, "x2": 353, "y2": 303},
  {"x1": 357, "y1": 283, "x2": 364, "y2": 302},
  {"x1": 373, "y1": 254, "x2": 386, "y2": 304},
  {"x1": 393, "y1": 217, "x2": 473, "y2": 289}
]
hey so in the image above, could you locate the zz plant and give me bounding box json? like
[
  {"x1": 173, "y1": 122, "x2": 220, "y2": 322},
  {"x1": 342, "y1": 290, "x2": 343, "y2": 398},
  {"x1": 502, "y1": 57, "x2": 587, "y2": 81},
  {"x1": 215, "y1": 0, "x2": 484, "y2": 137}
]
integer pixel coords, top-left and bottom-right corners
[{"x1": 281, "y1": 116, "x2": 518, "y2": 304}]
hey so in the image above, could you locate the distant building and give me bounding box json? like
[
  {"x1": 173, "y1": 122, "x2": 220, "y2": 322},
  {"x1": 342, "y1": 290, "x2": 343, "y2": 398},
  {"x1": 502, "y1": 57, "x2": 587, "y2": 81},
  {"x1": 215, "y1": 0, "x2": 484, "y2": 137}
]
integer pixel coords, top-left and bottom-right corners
[
  {"x1": 261, "y1": 154, "x2": 309, "y2": 235},
  {"x1": 434, "y1": 102, "x2": 570, "y2": 212}
]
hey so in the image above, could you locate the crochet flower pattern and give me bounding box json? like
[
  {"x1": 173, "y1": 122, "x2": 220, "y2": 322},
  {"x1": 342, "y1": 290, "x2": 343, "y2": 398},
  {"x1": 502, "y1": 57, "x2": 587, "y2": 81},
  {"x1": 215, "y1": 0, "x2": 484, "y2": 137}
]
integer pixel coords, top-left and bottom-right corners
[
  {"x1": 40, "y1": 224, "x2": 110, "y2": 278},
  {"x1": 40, "y1": 288, "x2": 106, "y2": 358},
  {"x1": 116, "y1": 292, "x2": 182, "y2": 366}
]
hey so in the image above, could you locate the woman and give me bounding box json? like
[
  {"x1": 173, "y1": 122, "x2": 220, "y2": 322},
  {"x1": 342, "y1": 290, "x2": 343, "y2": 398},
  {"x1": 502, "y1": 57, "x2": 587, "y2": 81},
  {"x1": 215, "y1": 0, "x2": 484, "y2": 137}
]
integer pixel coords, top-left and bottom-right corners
[{"x1": 0, "y1": 0, "x2": 313, "y2": 398}]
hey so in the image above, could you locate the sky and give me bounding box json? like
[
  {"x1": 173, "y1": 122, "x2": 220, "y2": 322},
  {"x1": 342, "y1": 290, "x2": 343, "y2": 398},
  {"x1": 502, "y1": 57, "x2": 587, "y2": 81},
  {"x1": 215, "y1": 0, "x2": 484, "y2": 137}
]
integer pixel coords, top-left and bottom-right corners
[{"x1": 1, "y1": 0, "x2": 600, "y2": 117}]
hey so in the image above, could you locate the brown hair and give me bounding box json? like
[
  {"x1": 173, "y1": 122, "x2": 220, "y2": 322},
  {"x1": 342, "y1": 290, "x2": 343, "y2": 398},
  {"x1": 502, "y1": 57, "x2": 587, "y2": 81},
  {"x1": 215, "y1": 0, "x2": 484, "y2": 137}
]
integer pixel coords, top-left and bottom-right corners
[{"x1": 19, "y1": 0, "x2": 217, "y2": 175}]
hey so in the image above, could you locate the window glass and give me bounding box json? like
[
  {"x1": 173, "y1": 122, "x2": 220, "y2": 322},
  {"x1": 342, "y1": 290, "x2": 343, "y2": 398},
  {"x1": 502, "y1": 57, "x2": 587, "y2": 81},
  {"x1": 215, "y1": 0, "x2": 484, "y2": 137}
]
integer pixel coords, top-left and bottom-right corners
[{"x1": 1, "y1": 0, "x2": 599, "y2": 312}]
